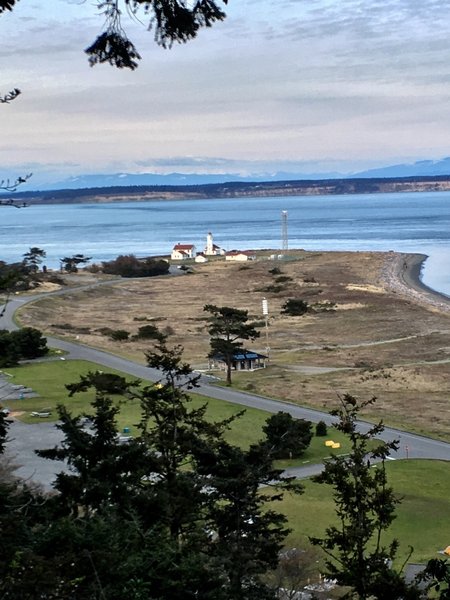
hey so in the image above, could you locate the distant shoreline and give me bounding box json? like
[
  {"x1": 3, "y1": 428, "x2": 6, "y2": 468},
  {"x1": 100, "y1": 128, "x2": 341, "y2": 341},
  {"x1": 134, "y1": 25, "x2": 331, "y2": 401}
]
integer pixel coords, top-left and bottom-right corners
[{"x1": 3, "y1": 174, "x2": 450, "y2": 206}]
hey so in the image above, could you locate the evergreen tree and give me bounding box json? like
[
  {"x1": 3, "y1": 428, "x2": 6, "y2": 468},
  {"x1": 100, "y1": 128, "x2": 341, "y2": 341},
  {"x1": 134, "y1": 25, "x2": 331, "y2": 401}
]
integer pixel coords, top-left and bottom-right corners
[
  {"x1": 419, "y1": 558, "x2": 450, "y2": 600},
  {"x1": 22, "y1": 247, "x2": 46, "y2": 273},
  {"x1": 0, "y1": 329, "x2": 20, "y2": 367},
  {"x1": 0, "y1": 406, "x2": 10, "y2": 454},
  {"x1": 262, "y1": 411, "x2": 313, "y2": 459},
  {"x1": 37, "y1": 372, "x2": 144, "y2": 516},
  {"x1": 0, "y1": 327, "x2": 48, "y2": 366},
  {"x1": 9, "y1": 327, "x2": 48, "y2": 359},
  {"x1": 33, "y1": 343, "x2": 296, "y2": 598},
  {"x1": 310, "y1": 394, "x2": 421, "y2": 600},
  {"x1": 197, "y1": 439, "x2": 302, "y2": 600},
  {"x1": 60, "y1": 254, "x2": 91, "y2": 273},
  {"x1": 0, "y1": 0, "x2": 227, "y2": 70},
  {"x1": 204, "y1": 304, "x2": 260, "y2": 385}
]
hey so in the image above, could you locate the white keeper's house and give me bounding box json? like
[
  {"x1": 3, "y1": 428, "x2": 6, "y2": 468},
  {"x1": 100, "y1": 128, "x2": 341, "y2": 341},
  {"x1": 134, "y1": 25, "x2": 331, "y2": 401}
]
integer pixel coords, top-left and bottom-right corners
[{"x1": 171, "y1": 243, "x2": 196, "y2": 260}]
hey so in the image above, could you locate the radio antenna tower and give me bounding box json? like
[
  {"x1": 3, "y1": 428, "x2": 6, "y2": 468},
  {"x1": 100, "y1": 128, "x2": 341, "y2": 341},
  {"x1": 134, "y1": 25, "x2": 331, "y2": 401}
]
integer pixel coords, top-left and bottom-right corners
[{"x1": 281, "y1": 210, "x2": 288, "y2": 253}]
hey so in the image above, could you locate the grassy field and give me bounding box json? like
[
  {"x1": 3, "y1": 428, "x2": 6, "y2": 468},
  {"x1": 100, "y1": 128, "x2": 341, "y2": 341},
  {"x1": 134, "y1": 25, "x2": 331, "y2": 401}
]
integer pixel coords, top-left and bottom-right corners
[
  {"x1": 3, "y1": 361, "x2": 450, "y2": 569},
  {"x1": 2, "y1": 360, "x2": 351, "y2": 464},
  {"x1": 277, "y1": 459, "x2": 450, "y2": 565},
  {"x1": 17, "y1": 252, "x2": 450, "y2": 440}
]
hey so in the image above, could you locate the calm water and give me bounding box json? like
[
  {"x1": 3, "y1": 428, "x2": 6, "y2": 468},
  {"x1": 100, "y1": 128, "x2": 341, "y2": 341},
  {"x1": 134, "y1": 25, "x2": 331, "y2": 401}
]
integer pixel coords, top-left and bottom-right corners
[{"x1": 1, "y1": 191, "x2": 450, "y2": 295}]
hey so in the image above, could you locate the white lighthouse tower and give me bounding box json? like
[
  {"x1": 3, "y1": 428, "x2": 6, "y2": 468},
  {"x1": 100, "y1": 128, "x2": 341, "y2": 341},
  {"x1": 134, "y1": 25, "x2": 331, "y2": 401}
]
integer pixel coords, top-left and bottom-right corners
[
  {"x1": 204, "y1": 232, "x2": 225, "y2": 256},
  {"x1": 206, "y1": 232, "x2": 214, "y2": 256}
]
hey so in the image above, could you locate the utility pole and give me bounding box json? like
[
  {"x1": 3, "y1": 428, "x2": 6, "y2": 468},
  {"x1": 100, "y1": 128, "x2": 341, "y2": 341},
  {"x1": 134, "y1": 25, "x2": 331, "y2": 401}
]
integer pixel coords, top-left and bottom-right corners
[{"x1": 262, "y1": 297, "x2": 270, "y2": 361}]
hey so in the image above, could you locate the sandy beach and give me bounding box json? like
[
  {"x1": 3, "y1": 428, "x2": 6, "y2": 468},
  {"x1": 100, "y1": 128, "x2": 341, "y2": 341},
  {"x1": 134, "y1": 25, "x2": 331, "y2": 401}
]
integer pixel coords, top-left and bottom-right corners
[{"x1": 381, "y1": 252, "x2": 450, "y2": 313}]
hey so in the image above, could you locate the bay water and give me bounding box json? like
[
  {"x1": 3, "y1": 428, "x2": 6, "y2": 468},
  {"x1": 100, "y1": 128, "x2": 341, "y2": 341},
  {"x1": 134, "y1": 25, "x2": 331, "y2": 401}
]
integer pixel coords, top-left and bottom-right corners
[{"x1": 1, "y1": 191, "x2": 450, "y2": 295}]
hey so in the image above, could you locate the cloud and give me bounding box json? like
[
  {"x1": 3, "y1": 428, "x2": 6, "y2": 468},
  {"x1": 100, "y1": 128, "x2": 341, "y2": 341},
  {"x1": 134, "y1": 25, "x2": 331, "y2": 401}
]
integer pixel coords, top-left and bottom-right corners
[{"x1": 2, "y1": 0, "x2": 450, "y2": 183}]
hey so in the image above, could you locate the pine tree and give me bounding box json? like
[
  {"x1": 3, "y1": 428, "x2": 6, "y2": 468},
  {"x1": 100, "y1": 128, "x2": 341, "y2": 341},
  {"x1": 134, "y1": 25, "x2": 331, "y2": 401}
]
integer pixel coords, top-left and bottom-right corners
[
  {"x1": 310, "y1": 394, "x2": 421, "y2": 600},
  {"x1": 204, "y1": 304, "x2": 260, "y2": 385},
  {"x1": 35, "y1": 342, "x2": 297, "y2": 598}
]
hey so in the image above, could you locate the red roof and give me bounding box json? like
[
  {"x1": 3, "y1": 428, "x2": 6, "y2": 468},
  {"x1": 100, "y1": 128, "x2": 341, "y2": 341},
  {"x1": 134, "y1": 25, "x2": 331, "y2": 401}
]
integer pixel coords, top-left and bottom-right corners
[{"x1": 173, "y1": 244, "x2": 194, "y2": 250}]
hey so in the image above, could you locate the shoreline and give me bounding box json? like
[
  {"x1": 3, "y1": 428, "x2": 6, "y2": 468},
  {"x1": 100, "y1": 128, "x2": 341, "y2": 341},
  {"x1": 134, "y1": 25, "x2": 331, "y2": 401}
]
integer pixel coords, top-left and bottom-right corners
[
  {"x1": 4, "y1": 175, "x2": 450, "y2": 206},
  {"x1": 383, "y1": 252, "x2": 450, "y2": 313}
]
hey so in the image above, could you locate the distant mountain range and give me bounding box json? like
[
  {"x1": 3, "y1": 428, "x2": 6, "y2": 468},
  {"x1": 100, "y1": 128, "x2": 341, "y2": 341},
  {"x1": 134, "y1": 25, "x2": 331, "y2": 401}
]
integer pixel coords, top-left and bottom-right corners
[
  {"x1": 3, "y1": 158, "x2": 450, "y2": 204},
  {"x1": 8, "y1": 156, "x2": 450, "y2": 192},
  {"x1": 35, "y1": 170, "x2": 344, "y2": 191},
  {"x1": 355, "y1": 157, "x2": 450, "y2": 179}
]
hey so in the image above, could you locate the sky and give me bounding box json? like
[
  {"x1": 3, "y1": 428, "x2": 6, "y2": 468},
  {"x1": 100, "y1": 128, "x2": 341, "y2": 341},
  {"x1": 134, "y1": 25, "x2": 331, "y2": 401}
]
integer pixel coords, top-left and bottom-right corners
[{"x1": 2, "y1": 0, "x2": 450, "y2": 188}]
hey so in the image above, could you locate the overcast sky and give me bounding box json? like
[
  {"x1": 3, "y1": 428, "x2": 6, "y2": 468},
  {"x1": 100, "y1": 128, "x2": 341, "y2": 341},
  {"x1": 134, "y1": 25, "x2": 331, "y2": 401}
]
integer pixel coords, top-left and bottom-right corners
[{"x1": 2, "y1": 0, "x2": 450, "y2": 187}]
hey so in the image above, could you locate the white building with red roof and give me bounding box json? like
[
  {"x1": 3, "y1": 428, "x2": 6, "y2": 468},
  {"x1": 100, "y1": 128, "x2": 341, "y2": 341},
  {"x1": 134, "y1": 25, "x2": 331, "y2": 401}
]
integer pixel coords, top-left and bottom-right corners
[{"x1": 171, "y1": 243, "x2": 196, "y2": 260}]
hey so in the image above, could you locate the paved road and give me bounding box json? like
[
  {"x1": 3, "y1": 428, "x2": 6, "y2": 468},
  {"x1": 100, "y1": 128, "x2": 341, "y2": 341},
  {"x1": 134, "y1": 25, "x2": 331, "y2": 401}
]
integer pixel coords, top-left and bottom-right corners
[{"x1": 2, "y1": 286, "x2": 450, "y2": 490}]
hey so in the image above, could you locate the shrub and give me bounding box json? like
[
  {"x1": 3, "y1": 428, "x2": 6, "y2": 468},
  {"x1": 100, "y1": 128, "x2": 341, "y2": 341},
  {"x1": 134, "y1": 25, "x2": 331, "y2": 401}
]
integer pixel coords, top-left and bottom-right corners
[
  {"x1": 310, "y1": 301, "x2": 336, "y2": 313},
  {"x1": 97, "y1": 327, "x2": 114, "y2": 336},
  {"x1": 134, "y1": 324, "x2": 164, "y2": 341},
  {"x1": 263, "y1": 284, "x2": 284, "y2": 294},
  {"x1": 281, "y1": 298, "x2": 309, "y2": 316},
  {"x1": 9, "y1": 327, "x2": 48, "y2": 359},
  {"x1": 268, "y1": 267, "x2": 282, "y2": 275},
  {"x1": 53, "y1": 323, "x2": 90, "y2": 334},
  {"x1": 0, "y1": 330, "x2": 20, "y2": 367},
  {"x1": 0, "y1": 327, "x2": 48, "y2": 366},
  {"x1": 82, "y1": 372, "x2": 129, "y2": 394},
  {"x1": 162, "y1": 325, "x2": 175, "y2": 337},
  {"x1": 109, "y1": 329, "x2": 130, "y2": 341},
  {"x1": 315, "y1": 421, "x2": 328, "y2": 436},
  {"x1": 275, "y1": 276, "x2": 292, "y2": 283},
  {"x1": 53, "y1": 323, "x2": 75, "y2": 331},
  {"x1": 250, "y1": 320, "x2": 266, "y2": 328},
  {"x1": 85, "y1": 262, "x2": 102, "y2": 273},
  {"x1": 46, "y1": 274, "x2": 65, "y2": 285},
  {"x1": 263, "y1": 412, "x2": 313, "y2": 459},
  {"x1": 102, "y1": 255, "x2": 169, "y2": 278}
]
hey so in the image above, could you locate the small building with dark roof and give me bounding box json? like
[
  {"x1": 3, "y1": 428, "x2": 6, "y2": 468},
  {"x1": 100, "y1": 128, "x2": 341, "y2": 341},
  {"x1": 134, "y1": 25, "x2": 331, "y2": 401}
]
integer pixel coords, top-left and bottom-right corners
[{"x1": 209, "y1": 349, "x2": 267, "y2": 372}]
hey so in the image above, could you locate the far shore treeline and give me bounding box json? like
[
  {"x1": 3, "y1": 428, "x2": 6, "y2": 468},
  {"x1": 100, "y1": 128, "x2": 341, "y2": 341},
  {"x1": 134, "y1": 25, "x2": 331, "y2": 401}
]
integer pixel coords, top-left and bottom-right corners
[{"x1": 3, "y1": 175, "x2": 450, "y2": 205}]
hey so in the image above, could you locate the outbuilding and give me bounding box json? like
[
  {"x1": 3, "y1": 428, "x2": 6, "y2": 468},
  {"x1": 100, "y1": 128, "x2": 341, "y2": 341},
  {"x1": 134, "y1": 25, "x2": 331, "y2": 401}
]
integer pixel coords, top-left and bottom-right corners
[
  {"x1": 225, "y1": 250, "x2": 256, "y2": 262},
  {"x1": 209, "y1": 349, "x2": 267, "y2": 372},
  {"x1": 195, "y1": 252, "x2": 209, "y2": 263}
]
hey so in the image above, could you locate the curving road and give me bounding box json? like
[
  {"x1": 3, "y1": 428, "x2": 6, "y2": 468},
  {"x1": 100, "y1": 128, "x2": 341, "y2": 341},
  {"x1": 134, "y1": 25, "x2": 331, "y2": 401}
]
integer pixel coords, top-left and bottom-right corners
[{"x1": 1, "y1": 283, "x2": 450, "y2": 489}]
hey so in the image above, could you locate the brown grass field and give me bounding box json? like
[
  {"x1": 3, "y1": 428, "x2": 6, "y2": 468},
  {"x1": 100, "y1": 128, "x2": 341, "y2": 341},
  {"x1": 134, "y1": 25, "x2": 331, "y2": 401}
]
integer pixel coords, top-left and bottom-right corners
[{"x1": 17, "y1": 250, "x2": 450, "y2": 440}]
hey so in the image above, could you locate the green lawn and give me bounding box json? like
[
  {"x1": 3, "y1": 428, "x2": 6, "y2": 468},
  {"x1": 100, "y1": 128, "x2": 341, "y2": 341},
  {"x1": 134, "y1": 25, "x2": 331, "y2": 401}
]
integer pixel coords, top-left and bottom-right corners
[
  {"x1": 2, "y1": 360, "x2": 350, "y2": 463},
  {"x1": 2, "y1": 360, "x2": 105, "y2": 420},
  {"x1": 275, "y1": 459, "x2": 450, "y2": 565},
  {"x1": 2, "y1": 361, "x2": 450, "y2": 566}
]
